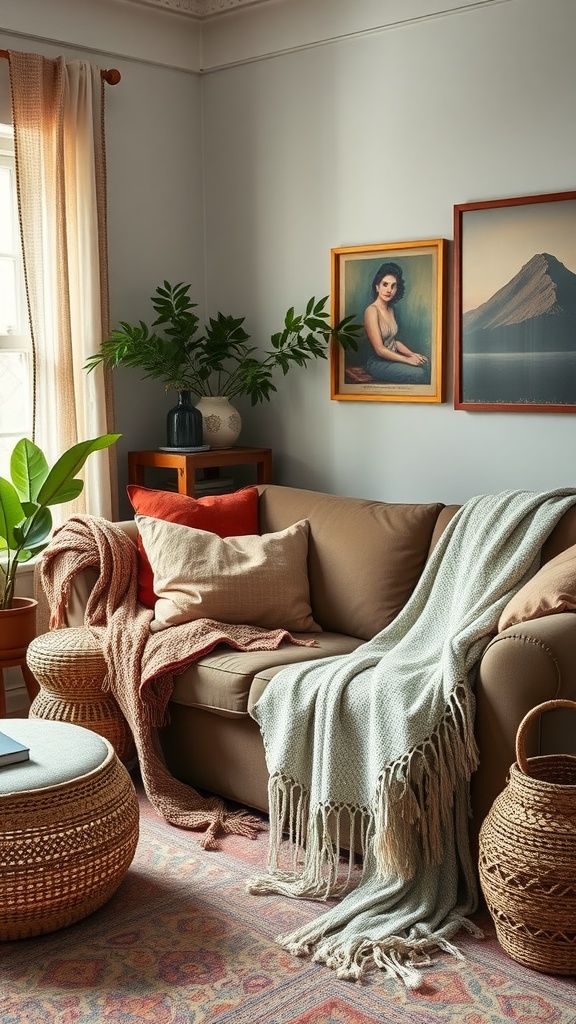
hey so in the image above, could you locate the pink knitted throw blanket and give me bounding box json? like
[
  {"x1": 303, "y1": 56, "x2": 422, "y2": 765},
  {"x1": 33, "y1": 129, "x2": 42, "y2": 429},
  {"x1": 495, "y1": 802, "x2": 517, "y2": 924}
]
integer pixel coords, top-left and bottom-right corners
[{"x1": 39, "y1": 514, "x2": 316, "y2": 848}]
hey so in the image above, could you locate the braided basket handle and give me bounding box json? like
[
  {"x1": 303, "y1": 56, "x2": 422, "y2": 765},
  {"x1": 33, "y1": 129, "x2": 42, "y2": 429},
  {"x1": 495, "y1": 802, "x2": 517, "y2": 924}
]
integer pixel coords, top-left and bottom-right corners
[{"x1": 516, "y1": 698, "x2": 576, "y2": 776}]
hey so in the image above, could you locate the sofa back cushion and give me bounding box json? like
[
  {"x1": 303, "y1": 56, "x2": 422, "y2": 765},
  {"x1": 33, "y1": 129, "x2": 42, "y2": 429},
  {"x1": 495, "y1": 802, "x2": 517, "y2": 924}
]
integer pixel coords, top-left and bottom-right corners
[
  {"x1": 427, "y1": 504, "x2": 460, "y2": 555},
  {"x1": 257, "y1": 485, "x2": 444, "y2": 640},
  {"x1": 427, "y1": 503, "x2": 576, "y2": 567}
]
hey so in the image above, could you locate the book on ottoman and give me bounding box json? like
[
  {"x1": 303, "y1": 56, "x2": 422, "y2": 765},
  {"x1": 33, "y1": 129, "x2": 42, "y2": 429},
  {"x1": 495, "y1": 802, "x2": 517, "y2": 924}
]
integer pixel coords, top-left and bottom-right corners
[{"x1": 0, "y1": 730, "x2": 30, "y2": 767}]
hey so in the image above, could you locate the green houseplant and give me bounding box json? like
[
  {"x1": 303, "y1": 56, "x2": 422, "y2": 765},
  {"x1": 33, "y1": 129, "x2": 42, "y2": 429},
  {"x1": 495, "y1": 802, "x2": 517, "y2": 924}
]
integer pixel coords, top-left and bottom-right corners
[
  {"x1": 85, "y1": 281, "x2": 361, "y2": 404},
  {"x1": 0, "y1": 434, "x2": 120, "y2": 610}
]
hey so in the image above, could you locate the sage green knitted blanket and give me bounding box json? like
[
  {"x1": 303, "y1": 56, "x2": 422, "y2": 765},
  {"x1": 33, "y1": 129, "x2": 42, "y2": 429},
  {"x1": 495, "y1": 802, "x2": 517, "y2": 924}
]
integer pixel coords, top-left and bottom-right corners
[{"x1": 249, "y1": 489, "x2": 576, "y2": 987}]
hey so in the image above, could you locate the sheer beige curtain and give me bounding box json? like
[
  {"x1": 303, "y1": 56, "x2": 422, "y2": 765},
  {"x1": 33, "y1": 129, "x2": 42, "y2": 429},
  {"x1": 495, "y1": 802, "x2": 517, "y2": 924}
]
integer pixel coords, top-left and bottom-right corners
[{"x1": 8, "y1": 50, "x2": 117, "y2": 521}]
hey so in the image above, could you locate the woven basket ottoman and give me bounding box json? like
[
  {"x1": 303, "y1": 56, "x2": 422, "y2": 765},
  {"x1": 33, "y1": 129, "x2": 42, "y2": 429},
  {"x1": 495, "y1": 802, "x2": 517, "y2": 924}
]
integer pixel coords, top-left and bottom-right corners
[
  {"x1": 27, "y1": 628, "x2": 135, "y2": 765},
  {"x1": 0, "y1": 717, "x2": 139, "y2": 940}
]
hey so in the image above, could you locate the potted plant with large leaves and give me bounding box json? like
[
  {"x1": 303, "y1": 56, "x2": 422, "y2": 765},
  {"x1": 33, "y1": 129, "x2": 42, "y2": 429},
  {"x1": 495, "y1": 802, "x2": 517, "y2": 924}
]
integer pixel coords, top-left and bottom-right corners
[
  {"x1": 0, "y1": 434, "x2": 119, "y2": 671},
  {"x1": 86, "y1": 282, "x2": 361, "y2": 448}
]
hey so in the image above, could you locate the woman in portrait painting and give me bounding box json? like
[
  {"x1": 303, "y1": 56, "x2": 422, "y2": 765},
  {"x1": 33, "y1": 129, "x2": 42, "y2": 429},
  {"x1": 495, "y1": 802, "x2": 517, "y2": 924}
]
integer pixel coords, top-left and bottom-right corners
[{"x1": 364, "y1": 262, "x2": 430, "y2": 384}]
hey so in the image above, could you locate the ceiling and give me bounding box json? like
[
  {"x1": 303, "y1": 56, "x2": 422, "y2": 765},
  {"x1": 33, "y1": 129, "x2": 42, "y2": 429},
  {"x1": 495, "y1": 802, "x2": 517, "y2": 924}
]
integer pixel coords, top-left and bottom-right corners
[{"x1": 121, "y1": 0, "x2": 273, "y2": 17}]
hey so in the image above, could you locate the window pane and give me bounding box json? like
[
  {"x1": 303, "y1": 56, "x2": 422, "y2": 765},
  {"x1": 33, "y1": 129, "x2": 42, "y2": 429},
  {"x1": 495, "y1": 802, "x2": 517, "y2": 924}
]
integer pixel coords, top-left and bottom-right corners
[
  {"x1": 0, "y1": 436, "x2": 16, "y2": 482},
  {"x1": 0, "y1": 350, "x2": 32, "y2": 432},
  {"x1": 0, "y1": 258, "x2": 18, "y2": 334},
  {"x1": 0, "y1": 164, "x2": 15, "y2": 252},
  {"x1": 0, "y1": 128, "x2": 32, "y2": 481}
]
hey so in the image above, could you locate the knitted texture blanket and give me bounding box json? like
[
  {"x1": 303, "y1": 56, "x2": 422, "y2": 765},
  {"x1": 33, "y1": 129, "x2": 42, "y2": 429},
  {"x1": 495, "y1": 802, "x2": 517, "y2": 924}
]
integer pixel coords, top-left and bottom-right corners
[
  {"x1": 249, "y1": 489, "x2": 576, "y2": 986},
  {"x1": 39, "y1": 515, "x2": 316, "y2": 848}
]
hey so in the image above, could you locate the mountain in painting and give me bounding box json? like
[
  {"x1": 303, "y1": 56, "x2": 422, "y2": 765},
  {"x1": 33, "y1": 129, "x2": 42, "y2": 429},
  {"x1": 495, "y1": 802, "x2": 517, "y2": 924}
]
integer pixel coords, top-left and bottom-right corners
[{"x1": 462, "y1": 253, "x2": 576, "y2": 353}]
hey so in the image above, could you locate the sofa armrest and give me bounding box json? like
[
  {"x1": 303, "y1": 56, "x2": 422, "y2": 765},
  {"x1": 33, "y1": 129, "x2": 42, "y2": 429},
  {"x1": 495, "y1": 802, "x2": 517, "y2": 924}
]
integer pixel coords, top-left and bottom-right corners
[
  {"x1": 471, "y1": 611, "x2": 576, "y2": 848},
  {"x1": 63, "y1": 568, "x2": 100, "y2": 627},
  {"x1": 56, "y1": 519, "x2": 139, "y2": 628}
]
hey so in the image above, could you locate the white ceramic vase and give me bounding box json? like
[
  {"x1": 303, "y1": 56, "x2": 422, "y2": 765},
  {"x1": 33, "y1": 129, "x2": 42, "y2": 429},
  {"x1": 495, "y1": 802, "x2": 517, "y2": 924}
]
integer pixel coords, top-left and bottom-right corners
[{"x1": 195, "y1": 396, "x2": 242, "y2": 449}]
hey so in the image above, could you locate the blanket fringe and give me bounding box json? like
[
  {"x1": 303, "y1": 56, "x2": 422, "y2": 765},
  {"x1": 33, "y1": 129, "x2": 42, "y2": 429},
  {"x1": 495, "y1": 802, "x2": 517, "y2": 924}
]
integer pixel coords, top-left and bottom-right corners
[
  {"x1": 276, "y1": 928, "x2": 470, "y2": 988},
  {"x1": 247, "y1": 772, "x2": 367, "y2": 901},
  {"x1": 374, "y1": 682, "x2": 478, "y2": 879}
]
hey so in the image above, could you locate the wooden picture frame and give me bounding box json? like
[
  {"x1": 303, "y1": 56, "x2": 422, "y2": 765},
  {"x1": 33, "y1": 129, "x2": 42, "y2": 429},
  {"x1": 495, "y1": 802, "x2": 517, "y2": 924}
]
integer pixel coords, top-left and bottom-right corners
[
  {"x1": 330, "y1": 239, "x2": 446, "y2": 403},
  {"x1": 454, "y1": 190, "x2": 576, "y2": 412}
]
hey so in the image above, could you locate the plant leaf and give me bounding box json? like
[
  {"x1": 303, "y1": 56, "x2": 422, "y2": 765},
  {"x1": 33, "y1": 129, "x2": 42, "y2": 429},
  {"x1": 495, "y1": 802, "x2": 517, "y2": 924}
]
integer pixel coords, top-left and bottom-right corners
[
  {"x1": 10, "y1": 439, "x2": 49, "y2": 503},
  {"x1": 0, "y1": 477, "x2": 25, "y2": 549},
  {"x1": 37, "y1": 435, "x2": 120, "y2": 507},
  {"x1": 13, "y1": 506, "x2": 52, "y2": 549}
]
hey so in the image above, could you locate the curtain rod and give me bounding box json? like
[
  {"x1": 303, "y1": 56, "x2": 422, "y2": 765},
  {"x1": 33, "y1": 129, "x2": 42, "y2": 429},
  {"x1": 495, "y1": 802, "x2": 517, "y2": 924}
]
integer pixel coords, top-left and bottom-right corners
[{"x1": 0, "y1": 50, "x2": 121, "y2": 84}]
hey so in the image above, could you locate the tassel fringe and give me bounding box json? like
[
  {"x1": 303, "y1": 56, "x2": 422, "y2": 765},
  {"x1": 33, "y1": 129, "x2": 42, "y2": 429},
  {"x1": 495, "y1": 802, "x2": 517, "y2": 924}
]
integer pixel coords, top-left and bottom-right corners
[
  {"x1": 374, "y1": 682, "x2": 478, "y2": 879},
  {"x1": 274, "y1": 928, "x2": 474, "y2": 988},
  {"x1": 248, "y1": 770, "x2": 368, "y2": 901}
]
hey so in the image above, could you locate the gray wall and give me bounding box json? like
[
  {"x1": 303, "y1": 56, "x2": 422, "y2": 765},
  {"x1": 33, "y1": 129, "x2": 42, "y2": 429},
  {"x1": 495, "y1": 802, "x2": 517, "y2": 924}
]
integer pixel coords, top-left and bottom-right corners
[
  {"x1": 2, "y1": 0, "x2": 576, "y2": 514},
  {"x1": 202, "y1": 0, "x2": 576, "y2": 503}
]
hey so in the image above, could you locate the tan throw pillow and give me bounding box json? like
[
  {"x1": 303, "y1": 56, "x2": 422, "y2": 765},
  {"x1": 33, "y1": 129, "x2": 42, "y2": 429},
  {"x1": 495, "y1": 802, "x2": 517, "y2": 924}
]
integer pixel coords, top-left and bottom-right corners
[
  {"x1": 136, "y1": 514, "x2": 321, "y2": 634},
  {"x1": 498, "y1": 544, "x2": 576, "y2": 632}
]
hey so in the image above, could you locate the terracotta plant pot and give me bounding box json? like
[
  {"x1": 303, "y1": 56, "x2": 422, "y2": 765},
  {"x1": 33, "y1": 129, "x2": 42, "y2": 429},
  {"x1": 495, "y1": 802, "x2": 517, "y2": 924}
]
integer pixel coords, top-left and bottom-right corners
[{"x1": 0, "y1": 597, "x2": 38, "y2": 661}]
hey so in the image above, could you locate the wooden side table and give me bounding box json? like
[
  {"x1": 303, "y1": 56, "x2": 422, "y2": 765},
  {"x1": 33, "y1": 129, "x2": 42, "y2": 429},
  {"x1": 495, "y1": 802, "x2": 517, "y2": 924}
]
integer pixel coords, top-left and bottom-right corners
[
  {"x1": 0, "y1": 656, "x2": 38, "y2": 718},
  {"x1": 128, "y1": 446, "x2": 272, "y2": 498}
]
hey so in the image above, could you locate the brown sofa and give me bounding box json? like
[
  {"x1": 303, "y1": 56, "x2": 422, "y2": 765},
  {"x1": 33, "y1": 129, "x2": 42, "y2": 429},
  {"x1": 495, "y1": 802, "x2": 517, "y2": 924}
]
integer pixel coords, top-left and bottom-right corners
[{"x1": 57, "y1": 483, "x2": 576, "y2": 851}]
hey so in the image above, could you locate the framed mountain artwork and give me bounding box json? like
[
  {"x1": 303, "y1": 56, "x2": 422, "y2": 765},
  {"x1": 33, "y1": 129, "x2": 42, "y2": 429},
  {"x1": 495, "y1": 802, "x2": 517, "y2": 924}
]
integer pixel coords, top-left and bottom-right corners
[{"x1": 454, "y1": 190, "x2": 576, "y2": 412}]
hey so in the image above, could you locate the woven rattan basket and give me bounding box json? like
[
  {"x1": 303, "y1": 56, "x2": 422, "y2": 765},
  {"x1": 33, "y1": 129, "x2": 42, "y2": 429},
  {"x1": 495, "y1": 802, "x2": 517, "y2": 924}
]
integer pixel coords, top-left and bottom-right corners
[
  {"x1": 478, "y1": 698, "x2": 576, "y2": 975},
  {"x1": 27, "y1": 628, "x2": 135, "y2": 764},
  {"x1": 0, "y1": 734, "x2": 139, "y2": 940}
]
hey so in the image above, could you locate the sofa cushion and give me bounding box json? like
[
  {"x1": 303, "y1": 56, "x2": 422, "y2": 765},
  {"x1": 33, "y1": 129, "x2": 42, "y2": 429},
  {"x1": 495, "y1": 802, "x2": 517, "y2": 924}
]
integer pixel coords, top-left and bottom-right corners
[
  {"x1": 136, "y1": 514, "x2": 321, "y2": 633},
  {"x1": 127, "y1": 484, "x2": 259, "y2": 607},
  {"x1": 169, "y1": 632, "x2": 363, "y2": 718},
  {"x1": 498, "y1": 544, "x2": 576, "y2": 631},
  {"x1": 257, "y1": 485, "x2": 445, "y2": 640}
]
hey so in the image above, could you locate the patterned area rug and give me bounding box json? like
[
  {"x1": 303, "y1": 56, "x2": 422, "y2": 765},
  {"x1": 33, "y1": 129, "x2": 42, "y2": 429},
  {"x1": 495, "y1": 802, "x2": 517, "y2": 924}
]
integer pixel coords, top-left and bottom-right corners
[{"x1": 1, "y1": 780, "x2": 575, "y2": 1024}]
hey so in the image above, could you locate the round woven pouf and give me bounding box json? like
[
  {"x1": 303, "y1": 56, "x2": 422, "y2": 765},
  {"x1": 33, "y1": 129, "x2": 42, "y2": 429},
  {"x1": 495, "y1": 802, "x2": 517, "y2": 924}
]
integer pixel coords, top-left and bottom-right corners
[
  {"x1": 27, "y1": 627, "x2": 135, "y2": 764},
  {"x1": 0, "y1": 718, "x2": 139, "y2": 940}
]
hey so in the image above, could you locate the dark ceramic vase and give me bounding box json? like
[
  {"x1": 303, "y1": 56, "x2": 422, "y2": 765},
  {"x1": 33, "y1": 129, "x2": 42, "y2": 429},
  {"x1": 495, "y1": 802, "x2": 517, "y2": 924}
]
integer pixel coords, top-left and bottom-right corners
[{"x1": 166, "y1": 390, "x2": 203, "y2": 448}]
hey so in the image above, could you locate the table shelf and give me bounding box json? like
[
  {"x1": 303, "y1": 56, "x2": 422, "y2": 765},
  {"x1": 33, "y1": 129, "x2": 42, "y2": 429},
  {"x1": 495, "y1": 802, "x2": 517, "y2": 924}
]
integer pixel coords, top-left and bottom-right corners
[{"x1": 128, "y1": 446, "x2": 272, "y2": 497}]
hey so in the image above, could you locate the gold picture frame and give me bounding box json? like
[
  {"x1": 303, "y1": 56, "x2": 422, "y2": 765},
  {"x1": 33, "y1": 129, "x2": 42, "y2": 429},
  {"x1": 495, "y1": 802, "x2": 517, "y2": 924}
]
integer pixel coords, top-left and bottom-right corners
[{"x1": 330, "y1": 239, "x2": 447, "y2": 403}]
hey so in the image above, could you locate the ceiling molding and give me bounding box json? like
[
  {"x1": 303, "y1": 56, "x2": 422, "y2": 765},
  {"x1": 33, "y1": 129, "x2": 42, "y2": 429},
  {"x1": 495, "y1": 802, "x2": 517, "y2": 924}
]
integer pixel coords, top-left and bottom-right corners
[{"x1": 120, "y1": 0, "x2": 272, "y2": 17}]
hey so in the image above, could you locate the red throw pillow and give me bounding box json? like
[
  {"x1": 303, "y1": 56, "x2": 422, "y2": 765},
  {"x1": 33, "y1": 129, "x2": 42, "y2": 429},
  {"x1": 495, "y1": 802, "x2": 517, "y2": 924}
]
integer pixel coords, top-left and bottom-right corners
[{"x1": 126, "y1": 484, "x2": 259, "y2": 607}]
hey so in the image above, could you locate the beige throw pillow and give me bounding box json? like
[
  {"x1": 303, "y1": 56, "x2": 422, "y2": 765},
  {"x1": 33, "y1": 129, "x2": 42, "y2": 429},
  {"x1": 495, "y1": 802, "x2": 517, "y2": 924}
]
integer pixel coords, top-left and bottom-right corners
[
  {"x1": 136, "y1": 514, "x2": 321, "y2": 634},
  {"x1": 498, "y1": 544, "x2": 576, "y2": 632}
]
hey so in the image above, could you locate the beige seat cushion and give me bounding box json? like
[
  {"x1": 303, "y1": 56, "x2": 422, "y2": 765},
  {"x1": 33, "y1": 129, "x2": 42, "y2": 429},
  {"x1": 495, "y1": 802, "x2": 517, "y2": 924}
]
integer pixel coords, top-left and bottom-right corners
[{"x1": 170, "y1": 632, "x2": 363, "y2": 718}]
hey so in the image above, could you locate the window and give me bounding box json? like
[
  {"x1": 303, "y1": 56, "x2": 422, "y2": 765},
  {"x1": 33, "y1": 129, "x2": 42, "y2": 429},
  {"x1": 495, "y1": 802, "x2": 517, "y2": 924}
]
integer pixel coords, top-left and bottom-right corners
[{"x1": 0, "y1": 124, "x2": 32, "y2": 479}]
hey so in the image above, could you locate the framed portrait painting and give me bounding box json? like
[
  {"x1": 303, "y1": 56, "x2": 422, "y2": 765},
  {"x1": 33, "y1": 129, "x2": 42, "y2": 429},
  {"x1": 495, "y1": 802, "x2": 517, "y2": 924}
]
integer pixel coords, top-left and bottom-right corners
[
  {"x1": 454, "y1": 190, "x2": 576, "y2": 412},
  {"x1": 330, "y1": 239, "x2": 446, "y2": 403}
]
